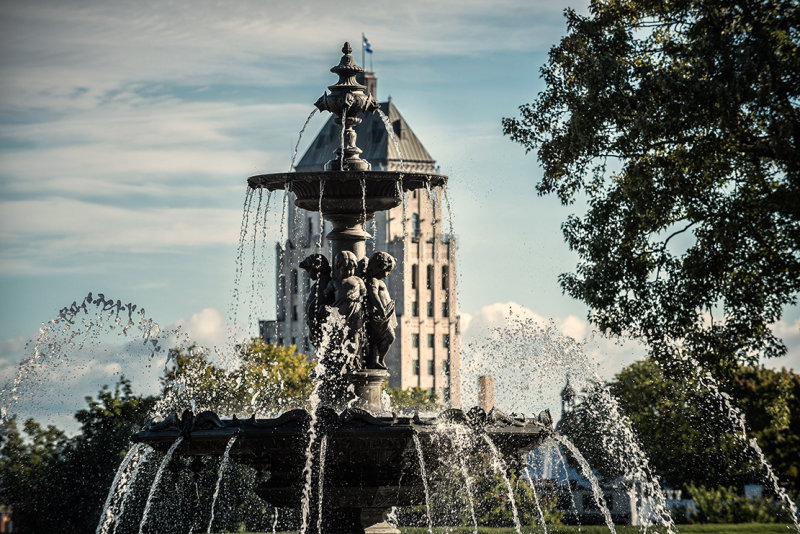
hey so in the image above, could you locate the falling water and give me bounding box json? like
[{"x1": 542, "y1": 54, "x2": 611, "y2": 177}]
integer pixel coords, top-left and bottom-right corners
[
  {"x1": 360, "y1": 178, "x2": 367, "y2": 234},
  {"x1": 247, "y1": 189, "x2": 264, "y2": 333},
  {"x1": 668, "y1": 353, "x2": 800, "y2": 532},
  {"x1": 298, "y1": 315, "x2": 345, "y2": 534},
  {"x1": 273, "y1": 187, "x2": 290, "y2": 342},
  {"x1": 458, "y1": 458, "x2": 479, "y2": 534},
  {"x1": 339, "y1": 107, "x2": 347, "y2": 171},
  {"x1": 425, "y1": 183, "x2": 439, "y2": 263},
  {"x1": 228, "y1": 188, "x2": 255, "y2": 345},
  {"x1": 289, "y1": 109, "x2": 318, "y2": 171},
  {"x1": 112, "y1": 447, "x2": 152, "y2": 534},
  {"x1": 1, "y1": 292, "x2": 172, "y2": 425},
  {"x1": 524, "y1": 465, "x2": 548, "y2": 534},
  {"x1": 317, "y1": 179, "x2": 326, "y2": 248},
  {"x1": 139, "y1": 437, "x2": 184, "y2": 534},
  {"x1": 316, "y1": 434, "x2": 328, "y2": 533},
  {"x1": 258, "y1": 190, "x2": 274, "y2": 315},
  {"x1": 375, "y1": 108, "x2": 406, "y2": 172},
  {"x1": 386, "y1": 507, "x2": 399, "y2": 530},
  {"x1": 96, "y1": 443, "x2": 145, "y2": 534},
  {"x1": 553, "y1": 434, "x2": 616, "y2": 533},
  {"x1": 272, "y1": 508, "x2": 279, "y2": 534},
  {"x1": 206, "y1": 435, "x2": 238, "y2": 534},
  {"x1": 552, "y1": 442, "x2": 582, "y2": 531},
  {"x1": 480, "y1": 434, "x2": 522, "y2": 534},
  {"x1": 442, "y1": 184, "x2": 455, "y2": 238},
  {"x1": 412, "y1": 433, "x2": 434, "y2": 534},
  {"x1": 461, "y1": 315, "x2": 676, "y2": 532}
]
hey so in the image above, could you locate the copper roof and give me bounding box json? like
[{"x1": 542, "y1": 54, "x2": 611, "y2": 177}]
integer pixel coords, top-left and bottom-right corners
[{"x1": 295, "y1": 101, "x2": 435, "y2": 171}]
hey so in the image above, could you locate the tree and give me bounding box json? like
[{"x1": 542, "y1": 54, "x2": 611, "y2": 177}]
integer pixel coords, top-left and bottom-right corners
[
  {"x1": 561, "y1": 359, "x2": 800, "y2": 498},
  {"x1": 503, "y1": 0, "x2": 800, "y2": 371},
  {"x1": 162, "y1": 339, "x2": 314, "y2": 415},
  {"x1": 386, "y1": 386, "x2": 439, "y2": 413},
  {"x1": 0, "y1": 378, "x2": 157, "y2": 533}
]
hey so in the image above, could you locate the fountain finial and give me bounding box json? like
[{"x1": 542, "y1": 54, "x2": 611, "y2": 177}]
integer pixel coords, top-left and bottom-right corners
[{"x1": 314, "y1": 43, "x2": 379, "y2": 171}]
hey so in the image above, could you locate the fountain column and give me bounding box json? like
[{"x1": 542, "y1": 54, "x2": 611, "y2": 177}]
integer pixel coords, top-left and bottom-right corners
[{"x1": 325, "y1": 212, "x2": 370, "y2": 260}]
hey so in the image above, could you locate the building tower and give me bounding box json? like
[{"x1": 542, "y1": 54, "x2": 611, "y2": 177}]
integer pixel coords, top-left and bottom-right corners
[{"x1": 259, "y1": 72, "x2": 462, "y2": 407}]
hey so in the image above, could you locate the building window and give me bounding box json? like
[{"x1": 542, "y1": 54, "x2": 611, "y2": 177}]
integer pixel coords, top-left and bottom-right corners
[
  {"x1": 412, "y1": 334, "x2": 419, "y2": 348},
  {"x1": 427, "y1": 301, "x2": 434, "y2": 317},
  {"x1": 443, "y1": 334, "x2": 450, "y2": 348},
  {"x1": 291, "y1": 305, "x2": 298, "y2": 321},
  {"x1": 426, "y1": 264, "x2": 433, "y2": 289},
  {"x1": 411, "y1": 264, "x2": 418, "y2": 290},
  {"x1": 291, "y1": 337, "x2": 297, "y2": 346},
  {"x1": 278, "y1": 337, "x2": 284, "y2": 346},
  {"x1": 307, "y1": 216, "x2": 313, "y2": 243},
  {"x1": 413, "y1": 359, "x2": 420, "y2": 375},
  {"x1": 427, "y1": 359, "x2": 434, "y2": 375},
  {"x1": 304, "y1": 271, "x2": 311, "y2": 291},
  {"x1": 428, "y1": 333, "x2": 434, "y2": 348},
  {"x1": 442, "y1": 301, "x2": 449, "y2": 317},
  {"x1": 412, "y1": 301, "x2": 419, "y2": 317},
  {"x1": 443, "y1": 387, "x2": 451, "y2": 402},
  {"x1": 442, "y1": 265, "x2": 449, "y2": 290},
  {"x1": 291, "y1": 269, "x2": 298, "y2": 293},
  {"x1": 443, "y1": 358, "x2": 450, "y2": 374},
  {"x1": 412, "y1": 213, "x2": 420, "y2": 239},
  {"x1": 279, "y1": 275, "x2": 286, "y2": 296},
  {"x1": 304, "y1": 337, "x2": 310, "y2": 351}
]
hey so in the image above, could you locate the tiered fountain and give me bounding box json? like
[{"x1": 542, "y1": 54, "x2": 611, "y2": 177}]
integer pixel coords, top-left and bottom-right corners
[{"x1": 133, "y1": 43, "x2": 553, "y2": 533}]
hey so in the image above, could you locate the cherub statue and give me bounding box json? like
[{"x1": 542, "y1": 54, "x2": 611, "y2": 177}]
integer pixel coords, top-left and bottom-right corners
[
  {"x1": 299, "y1": 253, "x2": 331, "y2": 348},
  {"x1": 323, "y1": 250, "x2": 367, "y2": 363},
  {"x1": 364, "y1": 251, "x2": 397, "y2": 370}
]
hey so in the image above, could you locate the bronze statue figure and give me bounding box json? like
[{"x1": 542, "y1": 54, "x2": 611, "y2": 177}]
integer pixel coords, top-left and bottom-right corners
[
  {"x1": 364, "y1": 251, "x2": 397, "y2": 370},
  {"x1": 299, "y1": 253, "x2": 331, "y2": 349},
  {"x1": 324, "y1": 250, "x2": 367, "y2": 364}
]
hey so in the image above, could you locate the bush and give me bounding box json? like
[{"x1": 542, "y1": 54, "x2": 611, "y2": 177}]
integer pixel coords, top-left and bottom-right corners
[{"x1": 686, "y1": 485, "x2": 790, "y2": 524}]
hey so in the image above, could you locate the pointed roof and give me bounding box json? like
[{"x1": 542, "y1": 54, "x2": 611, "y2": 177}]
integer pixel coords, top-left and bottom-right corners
[
  {"x1": 561, "y1": 374, "x2": 576, "y2": 402},
  {"x1": 295, "y1": 100, "x2": 435, "y2": 172}
]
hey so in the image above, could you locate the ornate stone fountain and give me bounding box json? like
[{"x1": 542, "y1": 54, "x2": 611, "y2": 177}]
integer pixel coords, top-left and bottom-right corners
[{"x1": 133, "y1": 43, "x2": 552, "y2": 534}]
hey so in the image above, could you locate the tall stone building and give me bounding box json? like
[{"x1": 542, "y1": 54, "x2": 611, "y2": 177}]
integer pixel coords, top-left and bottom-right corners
[{"x1": 259, "y1": 73, "x2": 461, "y2": 406}]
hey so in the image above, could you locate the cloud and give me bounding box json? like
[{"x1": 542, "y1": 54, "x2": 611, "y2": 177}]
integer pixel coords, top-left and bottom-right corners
[
  {"x1": 768, "y1": 317, "x2": 800, "y2": 372},
  {"x1": 170, "y1": 308, "x2": 228, "y2": 350}
]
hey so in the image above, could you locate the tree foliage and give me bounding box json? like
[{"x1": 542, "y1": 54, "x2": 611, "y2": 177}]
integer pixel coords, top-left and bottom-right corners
[
  {"x1": 386, "y1": 385, "x2": 440, "y2": 413},
  {"x1": 503, "y1": 0, "x2": 800, "y2": 370},
  {"x1": 561, "y1": 359, "x2": 800, "y2": 498},
  {"x1": 162, "y1": 339, "x2": 314, "y2": 415},
  {"x1": 0, "y1": 378, "x2": 157, "y2": 533}
]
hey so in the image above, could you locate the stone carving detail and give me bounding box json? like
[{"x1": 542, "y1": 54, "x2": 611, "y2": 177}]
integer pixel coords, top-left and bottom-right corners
[{"x1": 301, "y1": 250, "x2": 398, "y2": 375}]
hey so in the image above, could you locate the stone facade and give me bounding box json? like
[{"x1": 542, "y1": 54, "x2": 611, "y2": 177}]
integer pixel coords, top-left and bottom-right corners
[{"x1": 259, "y1": 75, "x2": 461, "y2": 406}]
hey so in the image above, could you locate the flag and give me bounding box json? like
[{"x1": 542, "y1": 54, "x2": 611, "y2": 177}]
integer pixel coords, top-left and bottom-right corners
[{"x1": 362, "y1": 35, "x2": 373, "y2": 54}]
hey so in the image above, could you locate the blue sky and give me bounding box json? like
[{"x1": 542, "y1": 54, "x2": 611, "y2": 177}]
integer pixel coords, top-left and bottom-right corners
[{"x1": 1, "y1": 1, "x2": 798, "y2": 428}]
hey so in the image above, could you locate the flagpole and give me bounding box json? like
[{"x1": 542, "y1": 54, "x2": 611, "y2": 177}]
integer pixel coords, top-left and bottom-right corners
[{"x1": 361, "y1": 32, "x2": 365, "y2": 70}]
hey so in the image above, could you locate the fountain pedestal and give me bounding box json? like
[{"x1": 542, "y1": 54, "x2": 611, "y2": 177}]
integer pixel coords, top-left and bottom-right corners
[{"x1": 131, "y1": 42, "x2": 555, "y2": 533}]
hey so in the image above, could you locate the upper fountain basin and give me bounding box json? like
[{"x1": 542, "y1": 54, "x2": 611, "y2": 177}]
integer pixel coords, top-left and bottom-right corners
[{"x1": 247, "y1": 170, "x2": 447, "y2": 216}]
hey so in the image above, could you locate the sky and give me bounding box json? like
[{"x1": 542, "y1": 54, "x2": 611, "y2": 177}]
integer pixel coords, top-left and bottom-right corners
[{"x1": 1, "y1": 0, "x2": 798, "y2": 430}]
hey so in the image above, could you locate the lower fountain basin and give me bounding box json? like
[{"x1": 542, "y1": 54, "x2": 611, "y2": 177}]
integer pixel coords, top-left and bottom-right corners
[
  {"x1": 247, "y1": 171, "x2": 448, "y2": 217},
  {"x1": 132, "y1": 406, "x2": 552, "y2": 509}
]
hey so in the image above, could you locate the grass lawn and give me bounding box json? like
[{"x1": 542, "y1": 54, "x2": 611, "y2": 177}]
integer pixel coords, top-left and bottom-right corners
[
  {"x1": 399, "y1": 527, "x2": 791, "y2": 533},
  {"x1": 255, "y1": 526, "x2": 791, "y2": 534}
]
